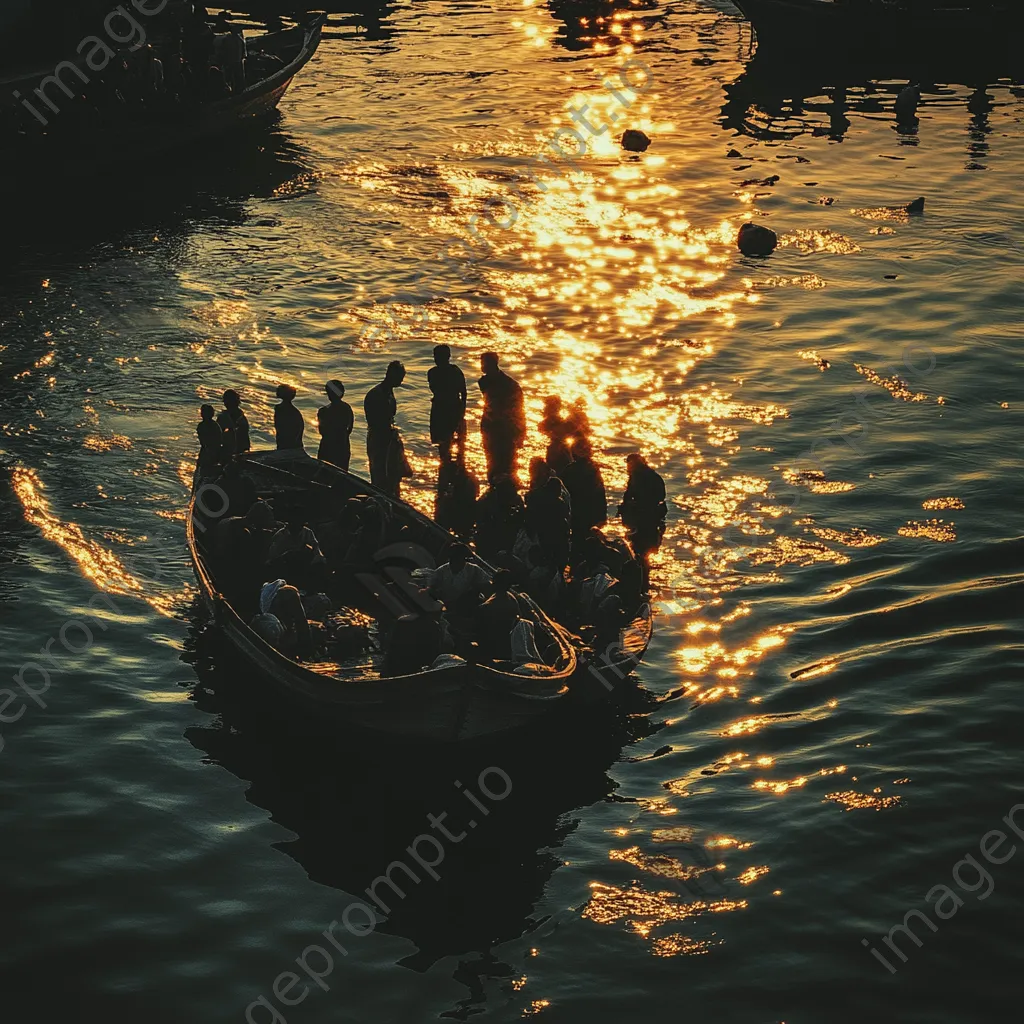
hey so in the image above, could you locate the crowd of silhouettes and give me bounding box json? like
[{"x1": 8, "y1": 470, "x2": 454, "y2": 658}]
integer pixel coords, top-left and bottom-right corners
[{"x1": 194, "y1": 349, "x2": 667, "y2": 641}]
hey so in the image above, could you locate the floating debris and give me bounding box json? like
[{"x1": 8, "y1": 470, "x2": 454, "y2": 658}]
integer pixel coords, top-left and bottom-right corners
[
  {"x1": 621, "y1": 129, "x2": 651, "y2": 152},
  {"x1": 737, "y1": 222, "x2": 778, "y2": 257}
]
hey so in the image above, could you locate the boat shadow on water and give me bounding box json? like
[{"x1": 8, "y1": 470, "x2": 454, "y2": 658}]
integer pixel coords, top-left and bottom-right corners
[
  {"x1": 180, "y1": 610, "x2": 663, "y2": 992},
  {"x1": 0, "y1": 123, "x2": 315, "y2": 326},
  {"x1": 722, "y1": 42, "x2": 1024, "y2": 144}
]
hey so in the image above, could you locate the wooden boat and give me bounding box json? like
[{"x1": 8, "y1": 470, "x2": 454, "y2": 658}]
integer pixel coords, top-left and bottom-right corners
[
  {"x1": 2, "y1": 16, "x2": 324, "y2": 178},
  {"x1": 187, "y1": 450, "x2": 578, "y2": 743},
  {"x1": 273, "y1": 451, "x2": 654, "y2": 694},
  {"x1": 732, "y1": 0, "x2": 1023, "y2": 58}
]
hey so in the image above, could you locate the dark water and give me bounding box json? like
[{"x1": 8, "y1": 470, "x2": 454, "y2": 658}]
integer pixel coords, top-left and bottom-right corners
[{"x1": 2, "y1": 2, "x2": 1023, "y2": 1021}]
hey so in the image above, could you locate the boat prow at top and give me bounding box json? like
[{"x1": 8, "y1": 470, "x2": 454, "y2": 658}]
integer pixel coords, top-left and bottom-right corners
[{"x1": 2, "y1": 15, "x2": 325, "y2": 182}]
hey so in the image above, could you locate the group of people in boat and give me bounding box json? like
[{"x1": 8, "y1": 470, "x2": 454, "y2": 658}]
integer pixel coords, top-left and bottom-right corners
[
  {"x1": 194, "y1": 349, "x2": 667, "y2": 667},
  {"x1": 4, "y1": 2, "x2": 275, "y2": 138}
]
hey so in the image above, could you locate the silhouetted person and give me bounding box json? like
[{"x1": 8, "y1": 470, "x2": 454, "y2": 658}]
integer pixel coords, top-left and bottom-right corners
[
  {"x1": 317, "y1": 379, "x2": 354, "y2": 471},
  {"x1": 561, "y1": 437, "x2": 607, "y2": 537},
  {"x1": 267, "y1": 517, "x2": 328, "y2": 592},
  {"x1": 478, "y1": 352, "x2": 526, "y2": 483},
  {"x1": 218, "y1": 388, "x2": 250, "y2": 456},
  {"x1": 196, "y1": 403, "x2": 224, "y2": 478},
  {"x1": 213, "y1": 459, "x2": 256, "y2": 519},
  {"x1": 619, "y1": 452, "x2": 666, "y2": 571},
  {"x1": 274, "y1": 384, "x2": 304, "y2": 451},
  {"x1": 527, "y1": 475, "x2": 572, "y2": 570},
  {"x1": 364, "y1": 360, "x2": 411, "y2": 498},
  {"x1": 436, "y1": 456, "x2": 478, "y2": 538},
  {"x1": 428, "y1": 542, "x2": 489, "y2": 616},
  {"x1": 428, "y1": 344, "x2": 467, "y2": 463},
  {"x1": 540, "y1": 395, "x2": 573, "y2": 450},
  {"x1": 475, "y1": 475, "x2": 525, "y2": 560},
  {"x1": 566, "y1": 397, "x2": 591, "y2": 442},
  {"x1": 476, "y1": 569, "x2": 520, "y2": 659}
]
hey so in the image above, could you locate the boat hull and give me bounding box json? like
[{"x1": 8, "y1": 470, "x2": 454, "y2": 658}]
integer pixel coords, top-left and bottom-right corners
[{"x1": 188, "y1": 451, "x2": 576, "y2": 743}]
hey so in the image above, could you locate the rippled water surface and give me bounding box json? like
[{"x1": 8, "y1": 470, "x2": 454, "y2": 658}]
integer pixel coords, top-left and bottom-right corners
[{"x1": 2, "y1": 2, "x2": 1023, "y2": 1021}]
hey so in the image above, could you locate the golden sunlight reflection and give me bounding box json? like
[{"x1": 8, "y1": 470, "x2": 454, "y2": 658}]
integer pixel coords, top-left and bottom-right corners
[
  {"x1": 11, "y1": 466, "x2": 188, "y2": 618},
  {"x1": 898, "y1": 519, "x2": 957, "y2": 542},
  {"x1": 753, "y1": 765, "x2": 848, "y2": 797},
  {"x1": 825, "y1": 789, "x2": 901, "y2": 812},
  {"x1": 856, "y1": 364, "x2": 930, "y2": 402},
  {"x1": 582, "y1": 881, "x2": 740, "y2": 954}
]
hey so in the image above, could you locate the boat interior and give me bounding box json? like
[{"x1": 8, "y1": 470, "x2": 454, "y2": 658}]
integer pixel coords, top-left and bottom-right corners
[{"x1": 192, "y1": 453, "x2": 573, "y2": 683}]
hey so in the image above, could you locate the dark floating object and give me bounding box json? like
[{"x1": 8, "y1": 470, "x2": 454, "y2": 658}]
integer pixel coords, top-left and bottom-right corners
[
  {"x1": 727, "y1": 148, "x2": 743, "y2": 158},
  {"x1": 741, "y1": 174, "x2": 780, "y2": 187},
  {"x1": 884, "y1": 274, "x2": 898, "y2": 280},
  {"x1": 906, "y1": 196, "x2": 926, "y2": 214},
  {"x1": 817, "y1": 358, "x2": 831, "y2": 371},
  {"x1": 818, "y1": 196, "x2": 835, "y2": 206},
  {"x1": 895, "y1": 83, "x2": 922, "y2": 123},
  {"x1": 737, "y1": 222, "x2": 778, "y2": 257},
  {"x1": 621, "y1": 129, "x2": 652, "y2": 152}
]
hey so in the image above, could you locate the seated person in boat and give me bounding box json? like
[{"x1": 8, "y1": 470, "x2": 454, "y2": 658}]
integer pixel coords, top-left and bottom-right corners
[
  {"x1": 561, "y1": 437, "x2": 608, "y2": 539},
  {"x1": 266, "y1": 517, "x2": 328, "y2": 591},
  {"x1": 382, "y1": 612, "x2": 454, "y2": 676},
  {"x1": 525, "y1": 546, "x2": 565, "y2": 610},
  {"x1": 323, "y1": 494, "x2": 391, "y2": 569},
  {"x1": 206, "y1": 65, "x2": 231, "y2": 100},
  {"x1": 212, "y1": 459, "x2": 257, "y2": 520},
  {"x1": 604, "y1": 556, "x2": 644, "y2": 620},
  {"x1": 251, "y1": 579, "x2": 314, "y2": 659},
  {"x1": 474, "y1": 475, "x2": 524, "y2": 560},
  {"x1": 428, "y1": 543, "x2": 489, "y2": 617},
  {"x1": 569, "y1": 539, "x2": 642, "y2": 634},
  {"x1": 525, "y1": 469, "x2": 572, "y2": 571},
  {"x1": 242, "y1": 499, "x2": 278, "y2": 563},
  {"x1": 475, "y1": 569, "x2": 521, "y2": 660},
  {"x1": 435, "y1": 456, "x2": 478, "y2": 538},
  {"x1": 213, "y1": 497, "x2": 277, "y2": 591},
  {"x1": 212, "y1": 18, "x2": 247, "y2": 94}
]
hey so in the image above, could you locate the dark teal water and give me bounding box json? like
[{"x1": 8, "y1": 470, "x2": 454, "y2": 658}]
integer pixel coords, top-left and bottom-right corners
[{"x1": 2, "y1": 2, "x2": 1023, "y2": 1021}]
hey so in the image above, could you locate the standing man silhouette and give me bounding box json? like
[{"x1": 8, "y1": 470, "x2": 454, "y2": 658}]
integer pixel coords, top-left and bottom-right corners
[
  {"x1": 274, "y1": 384, "x2": 304, "y2": 451},
  {"x1": 364, "y1": 360, "x2": 411, "y2": 497},
  {"x1": 478, "y1": 352, "x2": 526, "y2": 483},
  {"x1": 217, "y1": 388, "x2": 251, "y2": 456},
  {"x1": 428, "y1": 344, "x2": 467, "y2": 464},
  {"x1": 317, "y1": 379, "x2": 354, "y2": 471}
]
